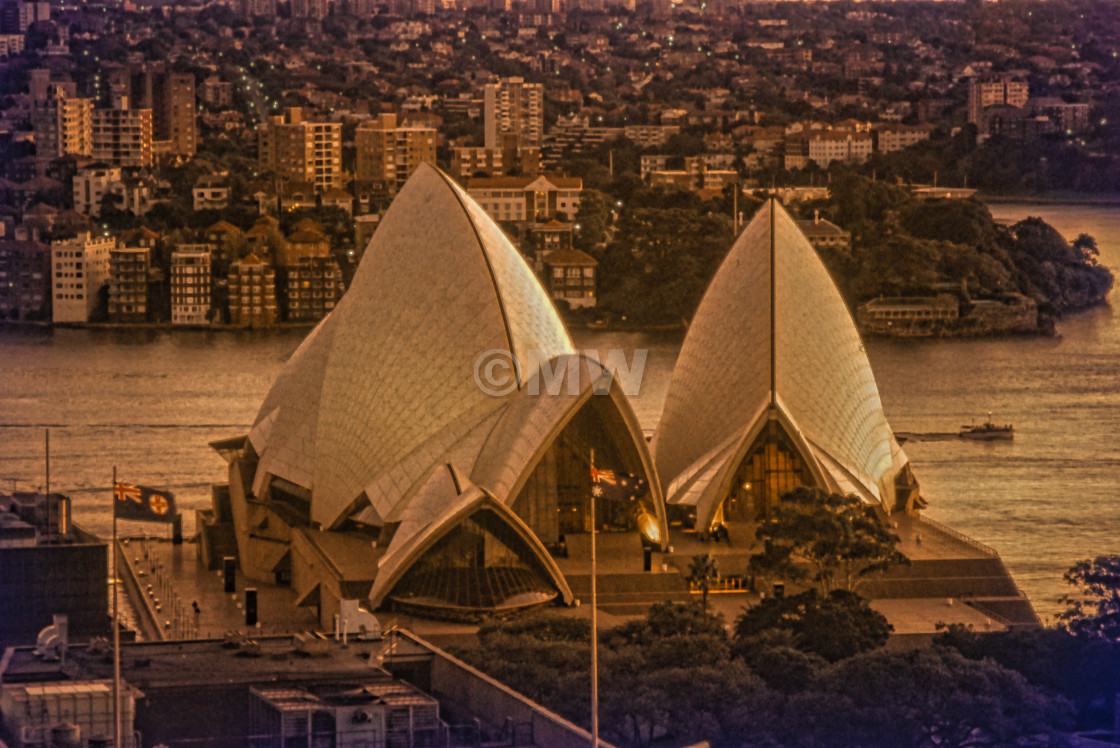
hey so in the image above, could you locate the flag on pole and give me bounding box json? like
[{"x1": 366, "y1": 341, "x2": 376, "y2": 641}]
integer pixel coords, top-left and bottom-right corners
[
  {"x1": 590, "y1": 466, "x2": 648, "y2": 503},
  {"x1": 114, "y1": 482, "x2": 177, "y2": 523}
]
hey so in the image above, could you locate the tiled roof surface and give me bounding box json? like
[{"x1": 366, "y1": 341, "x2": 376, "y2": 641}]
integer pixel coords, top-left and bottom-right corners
[{"x1": 653, "y1": 200, "x2": 906, "y2": 516}]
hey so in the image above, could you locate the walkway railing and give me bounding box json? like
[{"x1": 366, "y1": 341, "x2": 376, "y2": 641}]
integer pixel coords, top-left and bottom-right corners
[
  {"x1": 918, "y1": 515, "x2": 1031, "y2": 602},
  {"x1": 917, "y1": 515, "x2": 999, "y2": 558}
]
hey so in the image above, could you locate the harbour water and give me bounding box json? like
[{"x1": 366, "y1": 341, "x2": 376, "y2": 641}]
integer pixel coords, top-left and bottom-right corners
[{"x1": 1, "y1": 202, "x2": 1116, "y2": 620}]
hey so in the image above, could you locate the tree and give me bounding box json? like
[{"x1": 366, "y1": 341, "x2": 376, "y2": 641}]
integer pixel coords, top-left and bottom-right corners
[
  {"x1": 687, "y1": 554, "x2": 719, "y2": 609},
  {"x1": 1059, "y1": 555, "x2": 1120, "y2": 641},
  {"x1": 608, "y1": 600, "x2": 726, "y2": 646},
  {"x1": 734, "y1": 633, "x2": 827, "y2": 694},
  {"x1": 782, "y1": 647, "x2": 1073, "y2": 747},
  {"x1": 935, "y1": 624, "x2": 1120, "y2": 729},
  {"x1": 598, "y1": 659, "x2": 775, "y2": 748},
  {"x1": 748, "y1": 487, "x2": 907, "y2": 595},
  {"x1": 572, "y1": 189, "x2": 611, "y2": 255},
  {"x1": 734, "y1": 589, "x2": 892, "y2": 663},
  {"x1": 598, "y1": 206, "x2": 732, "y2": 326}
]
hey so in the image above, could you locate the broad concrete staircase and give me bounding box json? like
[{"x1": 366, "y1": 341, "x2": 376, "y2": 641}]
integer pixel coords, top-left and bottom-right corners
[{"x1": 563, "y1": 572, "x2": 692, "y2": 617}]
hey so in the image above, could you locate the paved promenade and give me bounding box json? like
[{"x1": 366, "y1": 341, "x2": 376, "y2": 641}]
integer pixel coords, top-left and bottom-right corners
[{"x1": 117, "y1": 536, "x2": 318, "y2": 640}]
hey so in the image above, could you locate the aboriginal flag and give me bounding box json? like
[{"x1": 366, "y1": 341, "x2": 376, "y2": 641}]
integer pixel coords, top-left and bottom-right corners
[
  {"x1": 114, "y1": 482, "x2": 177, "y2": 523},
  {"x1": 590, "y1": 466, "x2": 648, "y2": 504}
]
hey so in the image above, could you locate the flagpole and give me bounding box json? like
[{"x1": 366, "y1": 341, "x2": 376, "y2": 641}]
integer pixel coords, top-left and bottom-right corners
[
  {"x1": 589, "y1": 449, "x2": 599, "y2": 747},
  {"x1": 112, "y1": 466, "x2": 122, "y2": 748}
]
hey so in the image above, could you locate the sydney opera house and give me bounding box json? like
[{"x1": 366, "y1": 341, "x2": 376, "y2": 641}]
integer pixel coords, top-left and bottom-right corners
[{"x1": 199, "y1": 164, "x2": 1033, "y2": 629}]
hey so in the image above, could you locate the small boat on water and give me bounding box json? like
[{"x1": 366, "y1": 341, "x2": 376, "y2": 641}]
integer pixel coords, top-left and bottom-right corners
[{"x1": 960, "y1": 412, "x2": 1014, "y2": 440}]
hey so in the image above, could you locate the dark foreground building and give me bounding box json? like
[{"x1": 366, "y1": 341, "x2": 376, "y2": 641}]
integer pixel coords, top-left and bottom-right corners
[
  {"x1": 0, "y1": 492, "x2": 110, "y2": 649},
  {"x1": 0, "y1": 631, "x2": 600, "y2": 748}
]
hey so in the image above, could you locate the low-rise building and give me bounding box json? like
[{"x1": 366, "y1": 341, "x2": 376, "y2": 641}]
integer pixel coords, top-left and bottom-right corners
[
  {"x1": 205, "y1": 221, "x2": 242, "y2": 268},
  {"x1": 858, "y1": 293, "x2": 1038, "y2": 337},
  {"x1": 75, "y1": 173, "x2": 159, "y2": 218},
  {"x1": 200, "y1": 76, "x2": 233, "y2": 108},
  {"x1": 874, "y1": 123, "x2": 935, "y2": 153},
  {"x1": 192, "y1": 174, "x2": 229, "y2": 211},
  {"x1": 646, "y1": 157, "x2": 739, "y2": 195},
  {"x1": 72, "y1": 164, "x2": 136, "y2": 217},
  {"x1": 0, "y1": 33, "x2": 26, "y2": 57},
  {"x1": 279, "y1": 180, "x2": 316, "y2": 212},
  {"x1": 108, "y1": 246, "x2": 149, "y2": 322},
  {"x1": 795, "y1": 213, "x2": 851, "y2": 252},
  {"x1": 806, "y1": 130, "x2": 873, "y2": 167},
  {"x1": 170, "y1": 247, "x2": 211, "y2": 326},
  {"x1": 541, "y1": 248, "x2": 597, "y2": 309},
  {"x1": 320, "y1": 186, "x2": 353, "y2": 215},
  {"x1": 282, "y1": 226, "x2": 330, "y2": 267},
  {"x1": 859, "y1": 294, "x2": 960, "y2": 328},
  {"x1": 50, "y1": 232, "x2": 114, "y2": 323},
  {"x1": 245, "y1": 217, "x2": 285, "y2": 264},
  {"x1": 451, "y1": 140, "x2": 541, "y2": 179},
  {"x1": 467, "y1": 174, "x2": 581, "y2": 224},
  {"x1": 527, "y1": 219, "x2": 573, "y2": 260}
]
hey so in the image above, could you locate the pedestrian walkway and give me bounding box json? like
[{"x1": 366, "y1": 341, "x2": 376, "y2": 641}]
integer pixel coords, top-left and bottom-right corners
[{"x1": 117, "y1": 536, "x2": 318, "y2": 641}]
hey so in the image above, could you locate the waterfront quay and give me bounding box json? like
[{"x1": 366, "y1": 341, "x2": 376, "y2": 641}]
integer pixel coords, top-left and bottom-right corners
[{"x1": 113, "y1": 510, "x2": 1032, "y2": 651}]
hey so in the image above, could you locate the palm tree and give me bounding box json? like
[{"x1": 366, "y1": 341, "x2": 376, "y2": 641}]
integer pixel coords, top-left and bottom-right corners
[{"x1": 688, "y1": 554, "x2": 719, "y2": 609}]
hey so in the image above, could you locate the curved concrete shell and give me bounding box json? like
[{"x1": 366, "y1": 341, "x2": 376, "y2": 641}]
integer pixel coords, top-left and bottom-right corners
[
  {"x1": 652, "y1": 199, "x2": 911, "y2": 529},
  {"x1": 250, "y1": 163, "x2": 573, "y2": 529},
  {"x1": 371, "y1": 352, "x2": 667, "y2": 613}
]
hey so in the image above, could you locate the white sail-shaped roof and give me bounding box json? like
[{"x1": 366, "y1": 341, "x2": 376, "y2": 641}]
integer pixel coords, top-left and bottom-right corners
[
  {"x1": 652, "y1": 199, "x2": 908, "y2": 521},
  {"x1": 251, "y1": 164, "x2": 573, "y2": 527}
]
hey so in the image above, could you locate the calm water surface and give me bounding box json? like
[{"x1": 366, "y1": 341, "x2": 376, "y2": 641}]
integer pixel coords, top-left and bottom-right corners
[{"x1": 1, "y1": 203, "x2": 1116, "y2": 620}]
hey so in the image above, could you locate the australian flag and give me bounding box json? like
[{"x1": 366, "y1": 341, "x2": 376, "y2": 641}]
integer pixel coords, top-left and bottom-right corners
[
  {"x1": 114, "y1": 483, "x2": 177, "y2": 523},
  {"x1": 590, "y1": 466, "x2": 648, "y2": 503}
]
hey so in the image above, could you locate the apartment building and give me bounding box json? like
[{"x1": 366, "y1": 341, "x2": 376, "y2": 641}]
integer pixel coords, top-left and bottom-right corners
[
  {"x1": 483, "y1": 77, "x2": 544, "y2": 149},
  {"x1": 170, "y1": 247, "x2": 211, "y2": 325},
  {"x1": 108, "y1": 62, "x2": 197, "y2": 157},
  {"x1": 354, "y1": 114, "x2": 437, "y2": 194},
  {"x1": 968, "y1": 76, "x2": 1030, "y2": 135},
  {"x1": 108, "y1": 246, "x2": 149, "y2": 322},
  {"x1": 32, "y1": 87, "x2": 92, "y2": 158},
  {"x1": 258, "y1": 108, "x2": 342, "y2": 192},
  {"x1": 286, "y1": 255, "x2": 344, "y2": 322},
  {"x1": 51, "y1": 232, "x2": 114, "y2": 323},
  {"x1": 228, "y1": 253, "x2": 277, "y2": 327},
  {"x1": 72, "y1": 164, "x2": 122, "y2": 216},
  {"x1": 0, "y1": 239, "x2": 51, "y2": 320},
  {"x1": 92, "y1": 98, "x2": 153, "y2": 168}
]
